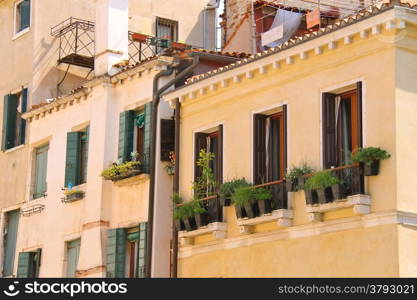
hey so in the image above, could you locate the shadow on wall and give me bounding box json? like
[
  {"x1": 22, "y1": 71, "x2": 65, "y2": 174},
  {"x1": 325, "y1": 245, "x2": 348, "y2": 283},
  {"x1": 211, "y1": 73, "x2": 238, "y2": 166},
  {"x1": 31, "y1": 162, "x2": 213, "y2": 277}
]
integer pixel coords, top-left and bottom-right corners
[
  {"x1": 31, "y1": 36, "x2": 90, "y2": 104},
  {"x1": 184, "y1": 9, "x2": 216, "y2": 50}
]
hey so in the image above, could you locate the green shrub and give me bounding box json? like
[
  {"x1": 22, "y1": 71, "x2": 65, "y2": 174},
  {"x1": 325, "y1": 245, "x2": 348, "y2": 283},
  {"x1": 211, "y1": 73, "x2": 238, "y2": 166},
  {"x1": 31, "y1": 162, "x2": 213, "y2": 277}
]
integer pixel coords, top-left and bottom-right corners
[
  {"x1": 101, "y1": 161, "x2": 140, "y2": 180},
  {"x1": 285, "y1": 164, "x2": 314, "y2": 180},
  {"x1": 173, "y1": 198, "x2": 206, "y2": 220},
  {"x1": 351, "y1": 147, "x2": 391, "y2": 165},
  {"x1": 253, "y1": 187, "x2": 272, "y2": 201},
  {"x1": 304, "y1": 171, "x2": 341, "y2": 190},
  {"x1": 232, "y1": 185, "x2": 254, "y2": 206},
  {"x1": 219, "y1": 178, "x2": 250, "y2": 200},
  {"x1": 64, "y1": 189, "x2": 84, "y2": 197},
  {"x1": 171, "y1": 193, "x2": 182, "y2": 205}
]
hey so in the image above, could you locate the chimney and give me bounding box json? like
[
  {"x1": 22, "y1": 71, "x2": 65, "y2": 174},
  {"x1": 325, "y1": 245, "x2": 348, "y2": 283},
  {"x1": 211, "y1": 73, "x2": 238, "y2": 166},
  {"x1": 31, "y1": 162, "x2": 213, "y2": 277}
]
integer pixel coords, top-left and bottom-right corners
[{"x1": 94, "y1": 0, "x2": 129, "y2": 76}]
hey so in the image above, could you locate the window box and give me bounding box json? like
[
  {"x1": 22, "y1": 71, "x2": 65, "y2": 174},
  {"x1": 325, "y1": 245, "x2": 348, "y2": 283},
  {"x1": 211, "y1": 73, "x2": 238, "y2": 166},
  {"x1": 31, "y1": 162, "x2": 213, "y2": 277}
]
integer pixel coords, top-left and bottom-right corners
[
  {"x1": 101, "y1": 161, "x2": 141, "y2": 182},
  {"x1": 131, "y1": 33, "x2": 148, "y2": 43},
  {"x1": 62, "y1": 190, "x2": 85, "y2": 203}
]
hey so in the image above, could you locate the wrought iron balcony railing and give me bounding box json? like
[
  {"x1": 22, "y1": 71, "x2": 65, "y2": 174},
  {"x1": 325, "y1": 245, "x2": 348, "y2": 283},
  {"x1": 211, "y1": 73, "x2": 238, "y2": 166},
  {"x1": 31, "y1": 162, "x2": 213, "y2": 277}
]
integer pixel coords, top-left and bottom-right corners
[{"x1": 51, "y1": 18, "x2": 195, "y2": 69}]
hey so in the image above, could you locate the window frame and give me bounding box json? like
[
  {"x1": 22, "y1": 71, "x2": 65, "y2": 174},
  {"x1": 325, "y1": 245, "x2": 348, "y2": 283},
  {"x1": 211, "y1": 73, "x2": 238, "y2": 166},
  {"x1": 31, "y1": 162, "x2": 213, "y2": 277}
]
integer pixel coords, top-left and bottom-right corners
[
  {"x1": 155, "y1": 17, "x2": 178, "y2": 42},
  {"x1": 32, "y1": 144, "x2": 49, "y2": 200},
  {"x1": 65, "y1": 239, "x2": 81, "y2": 278},
  {"x1": 13, "y1": 0, "x2": 31, "y2": 39},
  {"x1": 253, "y1": 106, "x2": 287, "y2": 185}
]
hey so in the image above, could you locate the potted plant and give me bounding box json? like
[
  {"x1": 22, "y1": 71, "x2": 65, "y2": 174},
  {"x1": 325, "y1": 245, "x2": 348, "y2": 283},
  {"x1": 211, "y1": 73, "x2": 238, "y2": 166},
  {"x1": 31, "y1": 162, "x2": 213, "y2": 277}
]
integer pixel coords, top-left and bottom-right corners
[
  {"x1": 304, "y1": 171, "x2": 341, "y2": 204},
  {"x1": 219, "y1": 178, "x2": 250, "y2": 206},
  {"x1": 174, "y1": 201, "x2": 197, "y2": 232},
  {"x1": 101, "y1": 160, "x2": 141, "y2": 181},
  {"x1": 191, "y1": 199, "x2": 209, "y2": 228},
  {"x1": 164, "y1": 151, "x2": 175, "y2": 175},
  {"x1": 172, "y1": 193, "x2": 185, "y2": 231},
  {"x1": 171, "y1": 41, "x2": 187, "y2": 50},
  {"x1": 253, "y1": 187, "x2": 273, "y2": 215},
  {"x1": 62, "y1": 189, "x2": 84, "y2": 202},
  {"x1": 285, "y1": 164, "x2": 315, "y2": 192},
  {"x1": 131, "y1": 33, "x2": 148, "y2": 43},
  {"x1": 351, "y1": 147, "x2": 391, "y2": 176},
  {"x1": 232, "y1": 185, "x2": 258, "y2": 219}
]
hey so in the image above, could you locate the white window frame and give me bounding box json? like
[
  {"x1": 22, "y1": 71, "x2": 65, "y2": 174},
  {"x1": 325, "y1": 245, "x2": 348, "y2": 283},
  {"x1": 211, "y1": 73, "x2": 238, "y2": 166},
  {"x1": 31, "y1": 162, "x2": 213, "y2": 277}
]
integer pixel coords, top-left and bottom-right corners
[{"x1": 13, "y1": 0, "x2": 31, "y2": 40}]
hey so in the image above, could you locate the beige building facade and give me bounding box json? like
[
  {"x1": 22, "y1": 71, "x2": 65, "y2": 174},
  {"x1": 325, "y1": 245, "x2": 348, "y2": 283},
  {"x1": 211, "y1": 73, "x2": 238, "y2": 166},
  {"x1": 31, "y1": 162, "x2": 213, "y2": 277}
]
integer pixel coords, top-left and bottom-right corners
[
  {"x1": 0, "y1": 0, "x2": 220, "y2": 278},
  {"x1": 163, "y1": 3, "x2": 417, "y2": 277}
]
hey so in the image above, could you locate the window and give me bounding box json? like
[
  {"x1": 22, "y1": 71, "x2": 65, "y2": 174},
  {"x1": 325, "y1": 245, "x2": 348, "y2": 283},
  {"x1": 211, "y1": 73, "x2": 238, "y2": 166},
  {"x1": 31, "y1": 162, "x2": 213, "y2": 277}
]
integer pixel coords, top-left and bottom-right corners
[
  {"x1": 64, "y1": 127, "x2": 89, "y2": 188},
  {"x1": 14, "y1": 0, "x2": 31, "y2": 34},
  {"x1": 33, "y1": 144, "x2": 49, "y2": 199},
  {"x1": 194, "y1": 125, "x2": 223, "y2": 186},
  {"x1": 66, "y1": 239, "x2": 80, "y2": 278},
  {"x1": 3, "y1": 210, "x2": 20, "y2": 277},
  {"x1": 322, "y1": 82, "x2": 362, "y2": 168},
  {"x1": 118, "y1": 104, "x2": 151, "y2": 172},
  {"x1": 156, "y1": 17, "x2": 178, "y2": 41},
  {"x1": 106, "y1": 223, "x2": 147, "y2": 278},
  {"x1": 2, "y1": 89, "x2": 28, "y2": 150},
  {"x1": 17, "y1": 249, "x2": 41, "y2": 278},
  {"x1": 253, "y1": 107, "x2": 287, "y2": 184}
]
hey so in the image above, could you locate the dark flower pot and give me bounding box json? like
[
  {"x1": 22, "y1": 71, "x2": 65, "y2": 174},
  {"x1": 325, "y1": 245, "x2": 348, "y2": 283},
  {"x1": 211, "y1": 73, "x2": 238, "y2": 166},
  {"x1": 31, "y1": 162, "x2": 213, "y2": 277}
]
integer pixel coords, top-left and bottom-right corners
[
  {"x1": 194, "y1": 212, "x2": 209, "y2": 228},
  {"x1": 183, "y1": 217, "x2": 197, "y2": 232},
  {"x1": 297, "y1": 176, "x2": 305, "y2": 190},
  {"x1": 286, "y1": 178, "x2": 298, "y2": 192},
  {"x1": 174, "y1": 219, "x2": 185, "y2": 231},
  {"x1": 304, "y1": 189, "x2": 318, "y2": 205},
  {"x1": 316, "y1": 187, "x2": 333, "y2": 204},
  {"x1": 331, "y1": 183, "x2": 346, "y2": 200},
  {"x1": 364, "y1": 160, "x2": 380, "y2": 176},
  {"x1": 220, "y1": 196, "x2": 232, "y2": 207},
  {"x1": 243, "y1": 201, "x2": 259, "y2": 219},
  {"x1": 257, "y1": 199, "x2": 272, "y2": 215},
  {"x1": 64, "y1": 192, "x2": 84, "y2": 202},
  {"x1": 235, "y1": 205, "x2": 246, "y2": 219}
]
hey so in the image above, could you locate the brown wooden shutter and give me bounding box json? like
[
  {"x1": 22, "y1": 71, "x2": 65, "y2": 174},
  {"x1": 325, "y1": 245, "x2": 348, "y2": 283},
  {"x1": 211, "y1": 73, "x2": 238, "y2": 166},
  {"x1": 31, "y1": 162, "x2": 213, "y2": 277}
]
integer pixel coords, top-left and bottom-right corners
[
  {"x1": 217, "y1": 125, "x2": 223, "y2": 185},
  {"x1": 160, "y1": 119, "x2": 175, "y2": 161},
  {"x1": 356, "y1": 82, "x2": 363, "y2": 148},
  {"x1": 282, "y1": 105, "x2": 288, "y2": 178},
  {"x1": 322, "y1": 93, "x2": 337, "y2": 168},
  {"x1": 253, "y1": 114, "x2": 267, "y2": 184},
  {"x1": 194, "y1": 132, "x2": 208, "y2": 181}
]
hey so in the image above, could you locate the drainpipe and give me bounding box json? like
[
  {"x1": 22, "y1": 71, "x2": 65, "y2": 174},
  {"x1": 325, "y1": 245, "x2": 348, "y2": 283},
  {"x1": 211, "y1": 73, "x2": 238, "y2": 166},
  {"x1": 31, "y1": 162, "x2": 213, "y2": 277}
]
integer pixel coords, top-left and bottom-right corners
[
  {"x1": 146, "y1": 54, "x2": 200, "y2": 278},
  {"x1": 171, "y1": 98, "x2": 181, "y2": 278}
]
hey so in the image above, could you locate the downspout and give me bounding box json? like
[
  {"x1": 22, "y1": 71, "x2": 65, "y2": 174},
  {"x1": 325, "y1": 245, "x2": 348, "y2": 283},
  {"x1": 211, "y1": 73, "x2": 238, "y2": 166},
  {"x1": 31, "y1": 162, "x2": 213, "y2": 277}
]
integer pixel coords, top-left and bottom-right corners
[
  {"x1": 171, "y1": 98, "x2": 181, "y2": 278},
  {"x1": 146, "y1": 54, "x2": 200, "y2": 278}
]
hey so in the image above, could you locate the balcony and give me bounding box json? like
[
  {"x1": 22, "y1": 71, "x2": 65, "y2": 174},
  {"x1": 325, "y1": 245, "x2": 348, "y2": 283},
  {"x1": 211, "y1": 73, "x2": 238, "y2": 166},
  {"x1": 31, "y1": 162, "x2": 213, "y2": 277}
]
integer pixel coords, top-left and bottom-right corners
[
  {"x1": 302, "y1": 163, "x2": 368, "y2": 222},
  {"x1": 51, "y1": 18, "x2": 195, "y2": 70}
]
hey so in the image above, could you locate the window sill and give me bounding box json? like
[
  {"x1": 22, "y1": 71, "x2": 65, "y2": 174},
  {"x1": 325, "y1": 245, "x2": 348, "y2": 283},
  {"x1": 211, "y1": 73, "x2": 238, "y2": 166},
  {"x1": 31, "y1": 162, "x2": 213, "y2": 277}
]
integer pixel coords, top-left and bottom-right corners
[
  {"x1": 12, "y1": 27, "x2": 30, "y2": 41},
  {"x1": 178, "y1": 222, "x2": 227, "y2": 246},
  {"x1": 306, "y1": 194, "x2": 371, "y2": 222},
  {"x1": 4, "y1": 144, "x2": 25, "y2": 153},
  {"x1": 237, "y1": 209, "x2": 293, "y2": 234}
]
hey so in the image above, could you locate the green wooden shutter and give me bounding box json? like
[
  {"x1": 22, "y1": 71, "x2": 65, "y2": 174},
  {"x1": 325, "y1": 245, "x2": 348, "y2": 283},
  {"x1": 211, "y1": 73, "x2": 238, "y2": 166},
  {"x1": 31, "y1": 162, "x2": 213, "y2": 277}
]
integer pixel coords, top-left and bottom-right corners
[
  {"x1": 17, "y1": 252, "x2": 33, "y2": 278},
  {"x1": 142, "y1": 103, "x2": 152, "y2": 173},
  {"x1": 19, "y1": 88, "x2": 28, "y2": 146},
  {"x1": 66, "y1": 239, "x2": 80, "y2": 277},
  {"x1": 118, "y1": 111, "x2": 135, "y2": 163},
  {"x1": 65, "y1": 132, "x2": 80, "y2": 187},
  {"x1": 20, "y1": 0, "x2": 31, "y2": 30},
  {"x1": 136, "y1": 222, "x2": 147, "y2": 278},
  {"x1": 3, "y1": 210, "x2": 20, "y2": 277},
  {"x1": 34, "y1": 145, "x2": 48, "y2": 198},
  {"x1": 2, "y1": 94, "x2": 18, "y2": 151},
  {"x1": 106, "y1": 228, "x2": 126, "y2": 278}
]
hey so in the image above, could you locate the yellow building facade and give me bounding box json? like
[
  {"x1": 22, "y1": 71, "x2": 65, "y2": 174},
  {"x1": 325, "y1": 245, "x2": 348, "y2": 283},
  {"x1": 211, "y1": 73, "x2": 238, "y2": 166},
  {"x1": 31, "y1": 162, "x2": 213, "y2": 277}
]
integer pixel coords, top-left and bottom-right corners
[{"x1": 164, "y1": 4, "x2": 417, "y2": 277}]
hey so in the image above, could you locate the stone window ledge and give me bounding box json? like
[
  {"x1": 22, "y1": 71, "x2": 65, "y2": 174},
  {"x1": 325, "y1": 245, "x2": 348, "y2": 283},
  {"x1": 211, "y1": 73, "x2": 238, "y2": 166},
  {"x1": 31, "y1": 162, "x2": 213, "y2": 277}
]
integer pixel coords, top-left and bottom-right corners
[
  {"x1": 306, "y1": 194, "x2": 371, "y2": 222},
  {"x1": 179, "y1": 222, "x2": 227, "y2": 246},
  {"x1": 237, "y1": 209, "x2": 293, "y2": 234}
]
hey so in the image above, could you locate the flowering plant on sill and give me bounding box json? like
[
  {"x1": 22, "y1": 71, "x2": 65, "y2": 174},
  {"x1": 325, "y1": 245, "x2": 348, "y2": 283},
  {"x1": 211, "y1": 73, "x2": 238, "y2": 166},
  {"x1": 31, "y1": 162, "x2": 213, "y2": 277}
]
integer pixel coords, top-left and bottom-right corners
[
  {"x1": 101, "y1": 160, "x2": 141, "y2": 181},
  {"x1": 164, "y1": 151, "x2": 175, "y2": 175},
  {"x1": 62, "y1": 185, "x2": 85, "y2": 202}
]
